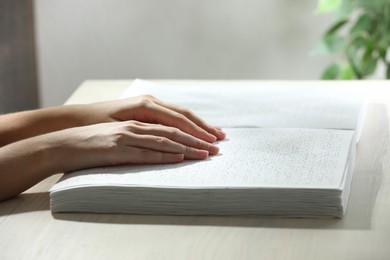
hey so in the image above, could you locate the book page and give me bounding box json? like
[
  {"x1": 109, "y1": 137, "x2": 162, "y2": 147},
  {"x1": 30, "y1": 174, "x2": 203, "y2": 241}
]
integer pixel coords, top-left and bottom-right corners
[
  {"x1": 121, "y1": 79, "x2": 364, "y2": 130},
  {"x1": 51, "y1": 128, "x2": 354, "y2": 192}
]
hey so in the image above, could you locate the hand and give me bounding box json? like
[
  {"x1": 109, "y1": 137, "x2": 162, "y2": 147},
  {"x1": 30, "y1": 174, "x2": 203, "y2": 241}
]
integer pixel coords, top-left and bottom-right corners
[
  {"x1": 43, "y1": 120, "x2": 219, "y2": 173},
  {"x1": 0, "y1": 118, "x2": 220, "y2": 201},
  {"x1": 80, "y1": 95, "x2": 226, "y2": 142}
]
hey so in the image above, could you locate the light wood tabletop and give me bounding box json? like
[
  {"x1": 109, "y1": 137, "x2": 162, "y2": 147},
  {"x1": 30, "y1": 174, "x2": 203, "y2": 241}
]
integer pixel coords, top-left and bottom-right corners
[{"x1": 1, "y1": 80, "x2": 390, "y2": 260}]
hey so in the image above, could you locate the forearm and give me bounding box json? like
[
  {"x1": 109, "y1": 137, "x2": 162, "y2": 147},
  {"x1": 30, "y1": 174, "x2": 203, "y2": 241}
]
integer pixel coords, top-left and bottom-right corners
[
  {"x1": 0, "y1": 137, "x2": 57, "y2": 201},
  {"x1": 0, "y1": 105, "x2": 87, "y2": 147}
]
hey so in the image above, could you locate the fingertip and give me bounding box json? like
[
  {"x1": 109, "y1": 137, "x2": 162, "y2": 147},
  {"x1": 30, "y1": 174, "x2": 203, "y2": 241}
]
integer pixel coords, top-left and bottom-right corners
[
  {"x1": 183, "y1": 149, "x2": 209, "y2": 160},
  {"x1": 206, "y1": 125, "x2": 226, "y2": 141},
  {"x1": 204, "y1": 125, "x2": 225, "y2": 141},
  {"x1": 209, "y1": 145, "x2": 219, "y2": 155},
  {"x1": 215, "y1": 129, "x2": 226, "y2": 140},
  {"x1": 208, "y1": 133, "x2": 217, "y2": 142},
  {"x1": 198, "y1": 130, "x2": 217, "y2": 143},
  {"x1": 197, "y1": 150, "x2": 209, "y2": 159}
]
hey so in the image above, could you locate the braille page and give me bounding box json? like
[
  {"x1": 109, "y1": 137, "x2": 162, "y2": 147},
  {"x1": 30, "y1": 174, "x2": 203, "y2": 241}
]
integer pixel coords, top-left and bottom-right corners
[
  {"x1": 121, "y1": 79, "x2": 363, "y2": 130},
  {"x1": 51, "y1": 128, "x2": 354, "y2": 192}
]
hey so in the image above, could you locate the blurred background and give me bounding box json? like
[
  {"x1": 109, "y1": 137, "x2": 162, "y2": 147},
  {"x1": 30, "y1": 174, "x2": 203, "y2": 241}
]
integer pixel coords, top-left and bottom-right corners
[{"x1": 1, "y1": 0, "x2": 332, "y2": 112}]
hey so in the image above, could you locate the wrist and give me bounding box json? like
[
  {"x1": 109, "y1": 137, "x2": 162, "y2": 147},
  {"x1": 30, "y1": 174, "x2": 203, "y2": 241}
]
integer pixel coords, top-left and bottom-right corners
[{"x1": 0, "y1": 137, "x2": 57, "y2": 200}]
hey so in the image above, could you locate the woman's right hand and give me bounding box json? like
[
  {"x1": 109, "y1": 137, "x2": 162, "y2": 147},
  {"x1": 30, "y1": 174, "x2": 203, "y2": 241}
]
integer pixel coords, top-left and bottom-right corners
[{"x1": 77, "y1": 95, "x2": 226, "y2": 142}]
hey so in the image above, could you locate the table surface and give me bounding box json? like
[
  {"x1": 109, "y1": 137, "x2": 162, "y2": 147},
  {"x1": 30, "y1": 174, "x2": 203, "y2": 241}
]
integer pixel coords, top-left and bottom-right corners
[{"x1": 1, "y1": 80, "x2": 390, "y2": 260}]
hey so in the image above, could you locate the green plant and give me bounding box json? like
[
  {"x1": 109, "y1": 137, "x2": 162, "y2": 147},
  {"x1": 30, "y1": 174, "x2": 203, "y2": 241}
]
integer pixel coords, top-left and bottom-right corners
[{"x1": 314, "y1": 0, "x2": 390, "y2": 79}]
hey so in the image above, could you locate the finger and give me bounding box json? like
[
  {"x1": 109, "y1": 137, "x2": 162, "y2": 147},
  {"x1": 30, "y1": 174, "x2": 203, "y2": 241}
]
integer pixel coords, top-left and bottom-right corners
[
  {"x1": 128, "y1": 123, "x2": 219, "y2": 155},
  {"x1": 120, "y1": 147, "x2": 185, "y2": 164},
  {"x1": 148, "y1": 97, "x2": 226, "y2": 140},
  {"x1": 137, "y1": 101, "x2": 218, "y2": 143},
  {"x1": 124, "y1": 133, "x2": 209, "y2": 160}
]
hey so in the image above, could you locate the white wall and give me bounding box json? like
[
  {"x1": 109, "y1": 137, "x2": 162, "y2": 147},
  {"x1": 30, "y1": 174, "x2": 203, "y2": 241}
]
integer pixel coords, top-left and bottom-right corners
[{"x1": 34, "y1": 0, "x2": 332, "y2": 107}]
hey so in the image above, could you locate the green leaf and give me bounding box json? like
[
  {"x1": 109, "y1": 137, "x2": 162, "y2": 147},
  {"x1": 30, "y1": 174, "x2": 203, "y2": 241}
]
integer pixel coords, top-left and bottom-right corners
[
  {"x1": 359, "y1": 40, "x2": 377, "y2": 76},
  {"x1": 316, "y1": 0, "x2": 342, "y2": 14},
  {"x1": 385, "y1": 3, "x2": 390, "y2": 26},
  {"x1": 378, "y1": 45, "x2": 387, "y2": 60},
  {"x1": 346, "y1": 45, "x2": 363, "y2": 79},
  {"x1": 323, "y1": 34, "x2": 346, "y2": 54},
  {"x1": 387, "y1": 65, "x2": 390, "y2": 79},
  {"x1": 321, "y1": 63, "x2": 340, "y2": 79},
  {"x1": 350, "y1": 13, "x2": 376, "y2": 35},
  {"x1": 336, "y1": 0, "x2": 356, "y2": 19},
  {"x1": 310, "y1": 40, "x2": 329, "y2": 56},
  {"x1": 314, "y1": 0, "x2": 390, "y2": 79},
  {"x1": 386, "y1": 32, "x2": 390, "y2": 45},
  {"x1": 325, "y1": 19, "x2": 349, "y2": 35},
  {"x1": 349, "y1": 34, "x2": 369, "y2": 50},
  {"x1": 311, "y1": 34, "x2": 346, "y2": 56},
  {"x1": 345, "y1": 35, "x2": 377, "y2": 79},
  {"x1": 340, "y1": 63, "x2": 356, "y2": 79},
  {"x1": 356, "y1": 0, "x2": 390, "y2": 11},
  {"x1": 361, "y1": 57, "x2": 377, "y2": 77}
]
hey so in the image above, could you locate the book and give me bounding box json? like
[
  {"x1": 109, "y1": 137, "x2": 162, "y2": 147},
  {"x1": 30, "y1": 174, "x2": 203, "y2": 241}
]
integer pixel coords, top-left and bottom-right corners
[{"x1": 50, "y1": 80, "x2": 364, "y2": 218}]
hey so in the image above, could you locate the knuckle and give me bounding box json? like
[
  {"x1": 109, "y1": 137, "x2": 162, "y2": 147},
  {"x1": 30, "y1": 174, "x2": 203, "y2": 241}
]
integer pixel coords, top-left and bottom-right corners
[
  {"x1": 122, "y1": 121, "x2": 135, "y2": 129},
  {"x1": 105, "y1": 141, "x2": 119, "y2": 152},
  {"x1": 169, "y1": 127, "x2": 181, "y2": 139},
  {"x1": 124, "y1": 120, "x2": 137, "y2": 125},
  {"x1": 185, "y1": 146, "x2": 192, "y2": 154},
  {"x1": 176, "y1": 113, "x2": 187, "y2": 122},
  {"x1": 194, "y1": 138, "x2": 204, "y2": 148},
  {"x1": 124, "y1": 123, "x2": 141, "y2": 133},
  {"x1": 181, "y1": 108, "x2": 193, "y2": 118},
  {"x1": 137, "y1": 98, "x2": 153, "y2": 109},
  {"x1": 134, "y1": 121, "x2": 146, "y2": 126},
  {"x1": 155, "y1": 136, "x2": 168, "y2": 144},
  {"x1": 113, "y1": 130, "x2": 128, "y2": 144},
  {"x1": 142, "y1": 94, "x2": 155, "y2": 100}
]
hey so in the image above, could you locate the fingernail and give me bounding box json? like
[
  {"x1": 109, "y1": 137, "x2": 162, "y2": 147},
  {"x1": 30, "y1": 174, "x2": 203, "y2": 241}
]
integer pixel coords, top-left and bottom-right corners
[
  {"x1": 196, "y1": 150, "x2": 209, "y2": 159},
  {"x1": 216, "y1": 129, "x2": 226, "y2": 140},
  {"x1": 206, "y1": 133, "x2": 217, "y2": 142},
  {"x1": 209, "y1": 145, "x2": 219, "y2": 155}
]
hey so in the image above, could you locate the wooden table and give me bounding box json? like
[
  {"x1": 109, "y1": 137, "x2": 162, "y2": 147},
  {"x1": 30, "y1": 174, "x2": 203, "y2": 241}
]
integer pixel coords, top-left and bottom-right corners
[{"x1": 1, "y1": 80, "x2": 390, "y2": 260}]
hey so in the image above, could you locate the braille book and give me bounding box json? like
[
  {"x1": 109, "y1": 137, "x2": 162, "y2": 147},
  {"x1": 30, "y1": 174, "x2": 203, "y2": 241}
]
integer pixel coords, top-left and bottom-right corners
[{"x1": 50, "y1": 80, "x2": 364, "y2": 218}]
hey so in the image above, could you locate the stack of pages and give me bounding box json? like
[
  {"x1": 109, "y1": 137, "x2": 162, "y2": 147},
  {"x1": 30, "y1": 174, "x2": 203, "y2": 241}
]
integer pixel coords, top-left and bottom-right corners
[{"x1": 50, "y1": 80, "x2": 365, "y2": 218}]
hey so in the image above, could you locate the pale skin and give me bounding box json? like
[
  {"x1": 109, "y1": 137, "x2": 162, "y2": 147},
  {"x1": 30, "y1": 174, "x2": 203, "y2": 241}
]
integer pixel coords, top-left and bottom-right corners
[{"x1": 0, "y1": 95, "x2": 226, "y2": 202}]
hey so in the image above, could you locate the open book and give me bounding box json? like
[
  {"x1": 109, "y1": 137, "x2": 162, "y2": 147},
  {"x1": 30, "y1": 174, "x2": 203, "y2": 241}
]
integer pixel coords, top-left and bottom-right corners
[{"x1": 50, "y1": 80, "x2": 365, "y2": 218}]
